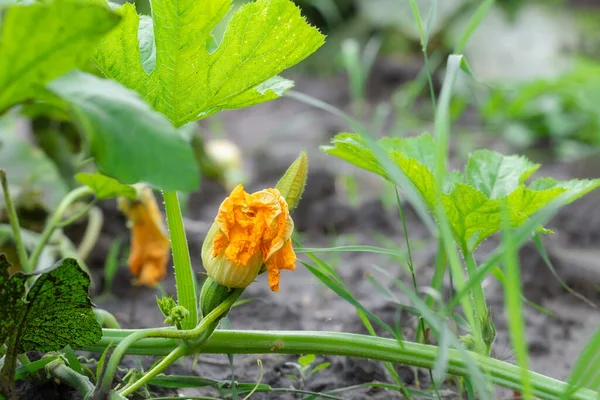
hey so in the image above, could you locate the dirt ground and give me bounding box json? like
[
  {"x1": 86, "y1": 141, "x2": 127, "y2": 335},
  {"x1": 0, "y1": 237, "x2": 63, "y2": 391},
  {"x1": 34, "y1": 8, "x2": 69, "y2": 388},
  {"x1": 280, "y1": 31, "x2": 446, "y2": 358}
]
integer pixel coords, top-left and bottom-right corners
[{"x1": 76, "y1": 73, "x2": 600, "y2": 399}]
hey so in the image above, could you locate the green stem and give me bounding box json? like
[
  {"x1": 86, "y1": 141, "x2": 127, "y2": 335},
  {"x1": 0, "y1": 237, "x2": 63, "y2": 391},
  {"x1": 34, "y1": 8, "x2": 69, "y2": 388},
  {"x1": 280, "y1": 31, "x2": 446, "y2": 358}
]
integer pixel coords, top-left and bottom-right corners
[
  {"x1": 76, "y1": 206, "x2": 103, "y2": 260},
  {"x1": 464, "y1": 252, "x2": 491, "y2": 353},
  {"x1": 96, "y1": 288, "x2": 243, "y2": 395},
  {"x1": 426, "y1": 238, "x2": 447, "y2": 311},
  {"x1": 119, "y1": 345, "x2": 187, "y2": 397},
  {"x1": 93, "y1": 309, "x2": 121, "y2": 329},
  {"x1": 90, "y1": 330, "x2": 598, "y2": 400},
  {"x1": 29, "y1": 186, "x2": 92, "y2": 270},
  {"x1": 162, "y1": 191, "x2": 197, "y2": 330},
  {"x1": 464, "y1": 253, "x2": 487, "y2": 322},
  {"x1": 0, "y1": 170, "x2": 30, "y2": 273},
  {"x1": 46, "y1": 359, "x2": 94, "y2": 398}
]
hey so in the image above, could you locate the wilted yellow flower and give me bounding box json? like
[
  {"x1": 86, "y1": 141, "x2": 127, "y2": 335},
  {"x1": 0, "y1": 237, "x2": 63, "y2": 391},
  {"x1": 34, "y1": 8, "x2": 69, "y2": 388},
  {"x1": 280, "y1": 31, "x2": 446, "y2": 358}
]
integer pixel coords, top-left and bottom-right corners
[
  {"x1": 201, "y1": 184, "x2": 296, "y2": 292},
  {"x1": 118, "y1": 186, "x2": 170, "y2": 287}
]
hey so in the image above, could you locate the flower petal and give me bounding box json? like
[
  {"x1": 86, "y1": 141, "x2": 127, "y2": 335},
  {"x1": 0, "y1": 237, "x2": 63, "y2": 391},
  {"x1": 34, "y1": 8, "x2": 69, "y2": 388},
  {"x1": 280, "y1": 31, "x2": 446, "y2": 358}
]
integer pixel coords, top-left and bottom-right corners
[
  {"x1": 266, "y1": 238, "x2": 296, "y2": 292},
  {"x1": 120, "y1": 187, "x2": 170, "y2": 287}
]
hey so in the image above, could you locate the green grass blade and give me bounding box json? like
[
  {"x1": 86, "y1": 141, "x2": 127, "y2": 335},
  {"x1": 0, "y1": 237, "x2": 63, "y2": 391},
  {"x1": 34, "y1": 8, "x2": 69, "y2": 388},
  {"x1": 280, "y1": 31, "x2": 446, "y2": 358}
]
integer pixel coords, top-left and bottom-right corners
[
  {"x1": 367, "y1": 265, "x2": 493, "y2": 398},
  {"x1": 432, "y1": 54, "x2": 481, "y2": 352},
  {"x1": 563, "y1": 329, "x2": 600, "y2": 398},
  {"x1": 302, "y1": 261, "x2": 400, "y2": 341},
  {"x1": 501, "y1": 207, "x2": 533, "y2": 399},
  {"x1": 295, "y1": 245, "x2": 407, "y2": 264},
  {"x1": 454, "y1": 0, "x2": 495, "y2": 53},
  {"x1": 14, "y1": 356, "x2": 58, "y2": 381},
  {"x1": 532, "y1": 234, "x2": 596, "y2": 308}
]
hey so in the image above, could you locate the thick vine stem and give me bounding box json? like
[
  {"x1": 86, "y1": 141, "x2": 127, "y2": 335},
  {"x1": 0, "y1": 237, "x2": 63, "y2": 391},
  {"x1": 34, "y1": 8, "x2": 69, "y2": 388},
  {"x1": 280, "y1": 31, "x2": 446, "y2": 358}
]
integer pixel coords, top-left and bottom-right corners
[
  {"x1": 89, "y1": 330, "x2": 597, "y2": 400},
  {"x1": 46, "y1": 359, "x2": 94, "y2": 398},
  {"x1": 95, "y1": 288, "x2": 243, "y2": 397},
  {"x1": 162, "y1": 191, "x2": 198, "y2": 330}
]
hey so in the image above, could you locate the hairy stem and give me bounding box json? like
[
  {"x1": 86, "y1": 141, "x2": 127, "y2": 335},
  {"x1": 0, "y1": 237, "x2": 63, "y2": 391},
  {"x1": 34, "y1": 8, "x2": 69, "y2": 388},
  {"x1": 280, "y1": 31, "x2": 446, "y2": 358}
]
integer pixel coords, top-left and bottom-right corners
[
  {"x1": 76, "y1": 206, "x2": 103, "y2": 260},
  {"x1": 96, "y1": 288, "x2": 243, "y2": 395},
  {"x1": 464, "y1": 252, "x2": 492, "y2": 353},
  {"x1": 162, "y1": 191, "x2": 197, "y2": 330},
  {"x1": 90, "y1": 329, "x2": 597, "y2": 400},
  {"x1": 47, "y1": 360, "x2": 94, "y2": 398},
  {"x1": 29, "y1": 186, "x2": 93, "y2": 270},
  {"x1": 0, "y1": 170, "x2": 30, "y2": 273},
  {"x1": 119, "y1": 345, "x2": 187, "y2": 396}
]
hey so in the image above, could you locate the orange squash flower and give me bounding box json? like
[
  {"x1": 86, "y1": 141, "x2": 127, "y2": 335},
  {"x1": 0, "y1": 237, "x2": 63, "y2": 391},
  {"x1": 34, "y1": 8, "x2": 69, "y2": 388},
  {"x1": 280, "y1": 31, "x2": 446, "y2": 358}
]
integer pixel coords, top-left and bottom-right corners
[
  {"x1": 118, "y1": 187, "x2": 170, "y2": 287},
  {"x1": 201, "y1": 184, "x2": 296, "y2": 292}
]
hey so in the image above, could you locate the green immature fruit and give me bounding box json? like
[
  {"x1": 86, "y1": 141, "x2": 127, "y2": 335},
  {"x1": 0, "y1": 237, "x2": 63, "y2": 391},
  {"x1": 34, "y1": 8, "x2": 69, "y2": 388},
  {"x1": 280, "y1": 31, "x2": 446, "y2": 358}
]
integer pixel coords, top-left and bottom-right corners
[
  {"x1": 275, "y1": 151, "x2": 308, "y2": 212},
  {"x1": 199, "y1": 277, "x2": 234, "y2": 339}
]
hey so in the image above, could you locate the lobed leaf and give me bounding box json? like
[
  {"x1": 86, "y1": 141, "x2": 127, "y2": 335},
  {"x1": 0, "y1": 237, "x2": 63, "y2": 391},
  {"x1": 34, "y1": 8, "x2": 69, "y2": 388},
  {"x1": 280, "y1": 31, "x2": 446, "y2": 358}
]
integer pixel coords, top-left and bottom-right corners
[
  {"x1": 93, "y1": 0, "x2": 325, "y2": 127},
  {"x1": 0, "y1": 0, "x2": 120, "y2": 112},
  {"x1": 325, "y1": 133, "x2": 600, "y2": 254},
  {"x1": 48, "y1": 71, "x2": 200, "y2": 192},
  {"x1": 323, "y1": 133, "x2": 440, "y2": 209},
  {"x1": 466, "y1": 149, "x2": 539, "y2": 199}
]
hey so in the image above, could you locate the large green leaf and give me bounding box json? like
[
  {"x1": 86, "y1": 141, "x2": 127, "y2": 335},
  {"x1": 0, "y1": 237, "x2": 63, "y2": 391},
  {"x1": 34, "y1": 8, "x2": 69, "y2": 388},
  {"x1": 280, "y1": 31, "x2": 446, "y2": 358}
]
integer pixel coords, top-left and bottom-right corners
[
  {"x1": 0, "y1": 0, "x2": 120, "y2": 112},
  {"x1": 466, "y1": 149, "x2": 539, "y2": 199},
  {"x1": 93, "y1": 0, "x2": 325, "y2": 127},
  {"x1": 0, "y1": 114, "x2": 68, "y2": 212},
  {"x1": 0, "y1": 256, "x2": 101, "y2": 394},
  {"x1": 47, "y1": 71, "x2": 200, "y2": 191},
  {"x1": 325, "y1": 132, "x2": 600, "y2": 254}
]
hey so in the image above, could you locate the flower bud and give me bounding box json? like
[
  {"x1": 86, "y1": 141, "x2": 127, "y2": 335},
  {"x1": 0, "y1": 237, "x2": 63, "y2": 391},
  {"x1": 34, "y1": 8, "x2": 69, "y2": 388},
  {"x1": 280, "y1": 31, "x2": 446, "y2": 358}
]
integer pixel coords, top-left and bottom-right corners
[
  {"x1": 275, "y1": 151, "x2": 308, "y2": 212},
  {"x1": 157, "y1": 296, "x2": 190, "y2": 329},
  {"x1": 481, "y1": 307, "x2": 496, "y2": 349}
]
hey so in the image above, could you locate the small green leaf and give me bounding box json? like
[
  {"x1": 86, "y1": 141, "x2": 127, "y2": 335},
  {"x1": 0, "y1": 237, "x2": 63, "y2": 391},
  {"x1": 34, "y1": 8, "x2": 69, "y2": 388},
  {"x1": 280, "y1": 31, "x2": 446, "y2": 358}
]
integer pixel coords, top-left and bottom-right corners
[
  {"x1": 93, "y1": 0, "x2": 325, "y2": 126},
  {"x1": 323, "y1": 133, "x2": 440, "y2": 209},
  {"x1": 310, "y1": 362, "x2": 331, "y2": 374},
  {"x1": 506, "y1": 185, "x2": 566, "y2": 217},
  {"x1": 298, "y1": 354, "x2": 315, "y2": 367},
  {"x1": 529, "y1": 177, "x2": 600, "y2": 201},
  {"x1": 323, "y1": 133, "x2": 389, "y2": 178},
  {"x1": 47, "y1": 71, "x2": 200, "y2": 192},
  {"x1": 442, "y1": 184, "x2": 527, "y2": 253},
  {"x1": 466, "y1": 149, "x2": 539, "y2": 199},
  {"x1": 0, "y1": 0, "x2": 120, "y2": 112},
  {"x1": 380, "y1": 133, "x2": 436, "y2": 170},
  {"x1": 75, "y1": 172, "x2": 136, "y2": 200},
  {"x1": 0, "y1": 256, "x2": 101, "y2": 394}
]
